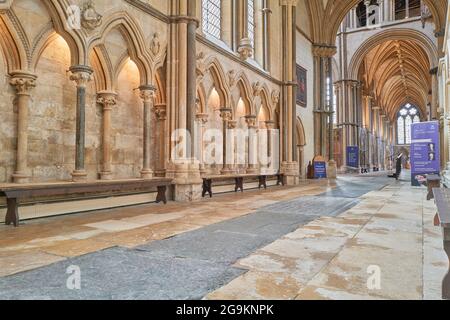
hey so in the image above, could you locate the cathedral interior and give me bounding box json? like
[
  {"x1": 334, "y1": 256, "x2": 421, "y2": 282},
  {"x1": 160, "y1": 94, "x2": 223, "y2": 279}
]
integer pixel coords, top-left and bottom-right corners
[{"x1": 1, "y1": 0, "x2": 450, "y2": 301}]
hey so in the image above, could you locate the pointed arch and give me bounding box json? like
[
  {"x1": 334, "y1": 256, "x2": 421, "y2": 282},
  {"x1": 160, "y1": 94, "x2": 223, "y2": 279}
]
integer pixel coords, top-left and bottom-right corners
[
  {"x1": 0, "y1": 14, "x2": 27, "y2": 71},
  {"x1": 203, "y1": 58, "x2": 230, "y2": 109},
  {"x1": 89, "y1": 13, "x2": 153, "y2": 85},
  {"x1": 296, "y1": 117, "x2": 307, "y2": 147},
  {"x1": 234, "y1": 74, "x2": 254, "y2": 117}
]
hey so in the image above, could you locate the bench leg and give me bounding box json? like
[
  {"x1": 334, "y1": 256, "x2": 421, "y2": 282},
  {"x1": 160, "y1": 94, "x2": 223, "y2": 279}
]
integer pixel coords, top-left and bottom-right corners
[
  {"x1": 235, "y1": 178, "x2": 244, "y2": 193},
  {"x1": 258, "y1": 176, "x2": 264, "y2": 189},
  {"x1": 276, "y1": 175, "x2": 283, "y2": 186},
  {"x1": 5, "y1": 198, "x2": 19, "y2": 227},
  {"x1": 259, "y1": 176, "x2": 267, "y2": 189},
  {"x1": 156, "y1": 186, "x2": 167, "y2": 204}
]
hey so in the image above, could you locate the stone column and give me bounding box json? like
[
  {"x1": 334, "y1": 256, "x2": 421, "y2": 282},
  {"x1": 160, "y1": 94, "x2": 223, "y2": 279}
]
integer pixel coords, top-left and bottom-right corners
[
  {"x1": 245, "y1": 115, "x2": 259, "y2": 174},
  {"x1": 9, "y1": 71, "x2": 37, "y2": 184},
  {"x1": 266, "y1": 120, "x2": 276, "y2": 174},
  {"x1": 237, "y1": 0, "x2": 253, "y2": 60},
  {"x1": 220, "y1": 108, "x2": 233, "y2": 175},
  {"x1": 405, "y1": 0, "x2": 410, "y2": 19},
  {"x1": 69, "y1": 65, "x2": 93, "y2": 182},
  {"x1": 196, "y1": 113, "x2": 209, "y2": 175},
  {"x1": 377, "y1": 0, "x2": 385, "y2": 23},
  {"x1": 97, "y1": 91, "x2": 117, "y2": 180},
  {"x1": 280, "y1": 0, "x2": 300, "y2": 185},
  {"x1": 155, "y1": 103, "x2": 167, "y2": 177},
  {"x1": 139, "y1": 85, "x2": 156, "y2": 179},
  {"x1": 225, "y1": 120, "x2": 237, "y2": 174}
]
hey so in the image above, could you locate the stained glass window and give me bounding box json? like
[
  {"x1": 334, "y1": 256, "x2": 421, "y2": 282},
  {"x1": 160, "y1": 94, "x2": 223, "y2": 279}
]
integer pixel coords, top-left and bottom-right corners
[
  {"x1": 202, "y1": 0, "x2": 221, "y2": 39},
  {"x1": 397, "y1": 103, "x2": 421, "y2": 145}
]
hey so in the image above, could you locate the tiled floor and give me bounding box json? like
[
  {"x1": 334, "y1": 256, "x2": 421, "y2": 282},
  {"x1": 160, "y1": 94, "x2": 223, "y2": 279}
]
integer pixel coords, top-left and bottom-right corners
[{"x1": 0, "y1": 174, "x2": 447, "y2": 300}]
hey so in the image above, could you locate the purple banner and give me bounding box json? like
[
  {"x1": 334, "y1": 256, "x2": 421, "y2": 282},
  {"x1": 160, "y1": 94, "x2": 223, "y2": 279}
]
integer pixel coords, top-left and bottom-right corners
[{"x1": 411, "y1": 121, "x2": 440, "y2": 186}]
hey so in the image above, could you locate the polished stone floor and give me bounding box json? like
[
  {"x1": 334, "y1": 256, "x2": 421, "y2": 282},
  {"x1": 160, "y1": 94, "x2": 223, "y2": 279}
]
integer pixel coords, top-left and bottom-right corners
[{"x1": 0, "y1": 173, "x2": 447, "y2": 300}]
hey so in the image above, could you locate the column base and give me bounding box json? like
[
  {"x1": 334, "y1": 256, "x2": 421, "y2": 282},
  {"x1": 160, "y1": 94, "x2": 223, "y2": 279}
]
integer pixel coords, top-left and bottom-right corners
[
  {"x1": 12, "y1": 172, "x2": 30, "y2": 184},
  {"x1": 166, "y1": 159, "x2": 203, "y2": 202},
  {"x1": 327, "y1": 160, "x2": 337, "y2": 179},
  {"x1": 246, "y1": 166, "x2": 260, "y2": 174},
  {"x1": 72, "y1": 170, "x2": 87, "y2": 182},
  {"x1": 154, "y1": 170, "x2": 167, "y2": 178},
  {"x1": 100, "y1": 171, "x2": 113, "y2": 180},
  {"x1": 281, "y1": 161, "x2": 299, "y2": 186},
  {"x1": 141, "y1": 170, "x2": 154, "y2": 179}
]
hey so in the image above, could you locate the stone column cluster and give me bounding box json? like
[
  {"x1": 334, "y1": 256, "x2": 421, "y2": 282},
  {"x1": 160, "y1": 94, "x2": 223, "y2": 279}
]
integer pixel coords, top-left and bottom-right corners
[
  {"x1": 280, "y1": 0, "x2": 299, "y2": 185},
  {"x1": 312, "y1": 45, "x2": 337, "y2": 177}
]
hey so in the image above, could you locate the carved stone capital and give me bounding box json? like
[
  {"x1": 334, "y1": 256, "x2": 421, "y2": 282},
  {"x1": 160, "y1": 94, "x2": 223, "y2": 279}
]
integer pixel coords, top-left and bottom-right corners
[
  {"x1": 245, "y1": 115, "x2": 257, "y2": 128},
  {"x1": 312, "y1": 45, "x2": 337, "y2": 58},
  {"x1": 220, "y1": 108, "x2": 233, "y2": 121},
  {"x1": 139, "y1": 85, "x2": 157, "y2": 103},
  {"x1": 196, "y1": 113, "x2": 209, "y2": 124},
  {"x1": 97, "y1": 91, "x2": 117, "y2": 111},
  {"x1": 9, "y1": 71, "x2": 37, "y2": 96},
  {"x1": 238, "y1": 38, "x2": 254, "y2": 60},
  {"x1": 69, "y1": 65, "x2": 93, "y2": 88}
]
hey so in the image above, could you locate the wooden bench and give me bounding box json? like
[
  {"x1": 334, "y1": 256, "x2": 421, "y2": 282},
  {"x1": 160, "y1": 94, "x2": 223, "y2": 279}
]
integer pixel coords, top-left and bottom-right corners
[
  {"x1": 0, "y1": 178, "x2": 173, "y2": 227},
  {"x1": 202, "y1": 174, "x2": 284, "y2": 198},
  {"x1": 432, "y1": 188, "x2": 450, "y2": 300},
  {"x1": 426, "y1": 174, "x2": 441, "y2": 201}
]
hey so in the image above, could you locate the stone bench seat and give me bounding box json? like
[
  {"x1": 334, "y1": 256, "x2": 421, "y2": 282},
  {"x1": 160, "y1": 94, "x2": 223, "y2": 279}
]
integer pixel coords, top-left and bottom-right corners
[
  {"x1": 0, "y1": 178, "x2": 173, "y2": 227},
  {"x1": 201, "y1": 173, "x2": 284, "y2": 198}
]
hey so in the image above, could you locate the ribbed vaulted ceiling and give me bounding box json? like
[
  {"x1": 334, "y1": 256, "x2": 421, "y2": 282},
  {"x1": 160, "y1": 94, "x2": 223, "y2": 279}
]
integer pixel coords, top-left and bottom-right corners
[{"x1": 359, "y1": 40, "x2": 431, "y2": 120}]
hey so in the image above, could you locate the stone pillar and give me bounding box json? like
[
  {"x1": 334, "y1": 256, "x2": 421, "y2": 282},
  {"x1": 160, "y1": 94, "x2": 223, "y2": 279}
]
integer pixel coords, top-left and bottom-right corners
[
  {"x1": 97, "y1": 91, "x2": 117, "y2": 180},
  {"x1": 365, "y1": 0, "x2": 371, "y2": 24},
  {"x1": 266, "y1": 120, "x2": 276, "y2": 174},
  {"x1": 280, "y1": 0, "x2": 300, "y2": 185},
  {"x1": 377, "y1": 0, "x2": 385, "y2": 23},
  {"x1": 196, "y1": 113, "x2": 209, "y2": 175},
  {"x1": 9, "y1": 71, "x2": 37, "y2": 184},
  {"x1": 246, "y1": 115, "x2": 259, "y2": 174},
  {"x1": 225, "y1": 120, "x2": 237, "y2": 174},
  {"x1": 220, "y1": 108, "x2": 233, "y2": 175},
  {"x1": 155, "y1": 103, "x2": 167, "y2": 177},
  {"x1": 166, "y1": 0, "x2": 203, "y2": 202},
  {"x1": 69, "y1": 65, "x2": 93, "y2": 182},
  {"x1": 405, "y1": 0, "x2": 410, "y2": 19},
  {"x1": 139, "y1": 85, "x2": 156, "y2": 179},
  {"x1": 237, "y1": 0, "x2": 253, "y2": 60},
  {"x1": 313, "y1": 45, "x2": 337, "y2": 164}
]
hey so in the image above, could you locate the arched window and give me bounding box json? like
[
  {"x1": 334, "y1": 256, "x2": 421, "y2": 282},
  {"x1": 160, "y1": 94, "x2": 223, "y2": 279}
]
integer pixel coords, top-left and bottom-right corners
[
  {"x1": 247, "y1": 0, "x2": 255, "y2": 48},
  {"x1": 202, "y1": 0, "x2": 222, "y2": 39},
  {"x1": 397, "y1": 103, "x2": 421, "y2": 145}
]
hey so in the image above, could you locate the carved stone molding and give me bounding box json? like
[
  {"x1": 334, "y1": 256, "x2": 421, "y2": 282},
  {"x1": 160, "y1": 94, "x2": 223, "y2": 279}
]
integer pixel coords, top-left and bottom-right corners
[
  {"x1": 81, "y1": 0, "x2": 103, "y2": 31},
  {"x1": 154, "y1": 103, "x2": 167, "y2": 121}
]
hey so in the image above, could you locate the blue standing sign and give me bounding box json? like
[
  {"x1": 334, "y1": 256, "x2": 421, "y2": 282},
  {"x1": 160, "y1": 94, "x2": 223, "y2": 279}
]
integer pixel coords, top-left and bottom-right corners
[
  {"x1": 313, "y1": 156, "x2": 327, "y2": 179},
  {"x1": 411, "y1": 121, "x2": 440, "y2": 186},
  {"x1": 346, "y1": 146, "x2": 359, "y2": 169}
]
